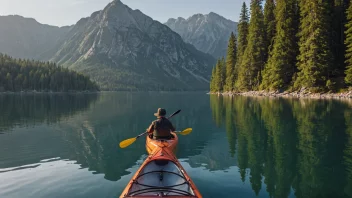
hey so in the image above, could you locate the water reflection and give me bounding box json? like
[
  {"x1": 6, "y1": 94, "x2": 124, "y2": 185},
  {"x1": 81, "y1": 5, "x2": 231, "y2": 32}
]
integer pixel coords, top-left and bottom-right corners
[
  {"x1": 0, "y1": 93, "x2": 98, "y2": 132},
  {"x1": 55, "y1": 92, "x2": 217, "y2": 181},
  {"x1": 0, "y1": 93, "x2": 98, "y2": 168},
  {"x1": 2, "y1": 92, "x2": 352, "y2": 198},
  {"x1": 345, "y1": 109, "x2": 352, "y2": 197},
  {"x1": 210, "y1": 95, "x2": 352, "y2": 197}
]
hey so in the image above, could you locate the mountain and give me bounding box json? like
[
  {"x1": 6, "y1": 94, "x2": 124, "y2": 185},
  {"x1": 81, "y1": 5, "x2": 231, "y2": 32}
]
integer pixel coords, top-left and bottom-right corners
[
  {"x1": 49, "y1": 0, "x2": 215, "y2": 91},
  {"x1": 0, "y1": 15, "x2": 71, "y2": 60},
  {"x1": 165, "y1": 13, "x2": 238, "y2": 58},
  {"x1": 0, "y1": 1, "x2": 216, "y2": 91}
]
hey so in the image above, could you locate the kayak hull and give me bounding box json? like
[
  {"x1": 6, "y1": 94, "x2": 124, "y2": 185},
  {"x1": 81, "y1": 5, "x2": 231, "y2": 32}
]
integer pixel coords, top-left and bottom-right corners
[
  {"x1": 120, "y1": 145, "x2": 202, "y2": 198},
  {"x1": 146, "y1": 132, "x2": 178, "y2": 155}
]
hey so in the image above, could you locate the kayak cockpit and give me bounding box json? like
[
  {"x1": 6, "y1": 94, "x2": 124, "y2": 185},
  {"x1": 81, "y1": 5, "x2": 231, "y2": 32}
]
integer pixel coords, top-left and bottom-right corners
[{"x1": 127, "y1": 159, "x2": 196, "y2": 197}]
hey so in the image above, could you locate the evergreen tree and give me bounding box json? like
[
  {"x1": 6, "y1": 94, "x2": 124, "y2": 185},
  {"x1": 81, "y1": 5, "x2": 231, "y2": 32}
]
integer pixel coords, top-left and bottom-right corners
[
  {"x1": 224, "y1": 33, "x2": 237, "y2": 92},
  {"x1": 261, "y1": 0, "x2": 299, "y2": 90},
  {"x1": 210, "y1": 66, "x2": 216, "y2": 92},
  {"x1": 264, "y1": 0, "x2": 276, "y2": 57},
  {"x1": 220, "y1": 57, "x2": 226, "y2": 90},
  {"x1": 237, "y1": 0, "x2": 266, "y2": 91},
  {"x1": 0, "y1": 53, "x2": 99, "y2": 92},
  {"x1": 209, "y1": 58, "x2": 225, "y2": 92},
  {"x1": 214, "y1": 59, "x2": 223, "y2": 92},
  {"x1": 345, "y1": 0, "x2": 352, "y2": 85},
  {"x1": 236, "y1": 2, "x2": 250, "y2": 69},
  {"x1": 295, "y1": 0, "x2": 334, "y2": 91},
  {"x1": 332, "y1": 0, "x2": 348, "y2": 77}
]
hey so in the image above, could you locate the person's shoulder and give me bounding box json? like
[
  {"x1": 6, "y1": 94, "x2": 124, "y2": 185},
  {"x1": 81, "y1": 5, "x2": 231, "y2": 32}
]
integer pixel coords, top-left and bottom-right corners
[
  {"x1": 165, "y1": 118, "x2": 172, "y2": 123},
  {"x1": 152, "y1": 119, "x2": 160, "y2": 123}
]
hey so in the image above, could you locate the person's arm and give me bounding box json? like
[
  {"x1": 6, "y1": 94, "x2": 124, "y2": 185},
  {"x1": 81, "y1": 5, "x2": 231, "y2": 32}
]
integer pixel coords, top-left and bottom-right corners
[{"x1": 147, "y1": 122, "x2": 154, "y2": 134}]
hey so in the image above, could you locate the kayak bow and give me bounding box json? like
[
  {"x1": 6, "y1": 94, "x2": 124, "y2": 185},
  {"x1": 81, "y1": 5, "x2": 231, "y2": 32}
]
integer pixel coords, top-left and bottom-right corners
[{"x1": 120, "y1": 133, "x2": 202, "y2": 198}]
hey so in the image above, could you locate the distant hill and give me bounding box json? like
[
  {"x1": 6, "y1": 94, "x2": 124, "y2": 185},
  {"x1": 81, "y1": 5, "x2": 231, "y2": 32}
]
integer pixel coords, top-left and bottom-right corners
[{"x1": 0, "y1": 15, "x2": 71, "y2": 60}]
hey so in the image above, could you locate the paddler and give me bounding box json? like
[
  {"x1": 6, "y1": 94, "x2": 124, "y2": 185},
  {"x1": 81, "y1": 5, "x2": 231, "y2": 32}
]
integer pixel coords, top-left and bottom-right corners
[{"x1": 147, "y1": 108, "x2": 176, "y2": 140}]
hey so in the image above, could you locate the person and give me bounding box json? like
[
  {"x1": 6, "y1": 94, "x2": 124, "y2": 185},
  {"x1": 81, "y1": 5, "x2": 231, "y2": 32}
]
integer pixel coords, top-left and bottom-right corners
[{"x1": 147, "y1": 108, "x2": 176, "y2": 140}]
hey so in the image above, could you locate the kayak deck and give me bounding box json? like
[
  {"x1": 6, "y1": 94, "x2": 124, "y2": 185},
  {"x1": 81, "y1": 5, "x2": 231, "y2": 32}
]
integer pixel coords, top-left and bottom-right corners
[{"x1": 127, "y1": 159, "x2": 196, "y2": 197}]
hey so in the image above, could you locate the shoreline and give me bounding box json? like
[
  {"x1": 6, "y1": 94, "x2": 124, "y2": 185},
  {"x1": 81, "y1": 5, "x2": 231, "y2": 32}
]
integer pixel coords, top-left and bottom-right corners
[{"x1": 209, "y1": 90, "x2": 352, "y2": 99}]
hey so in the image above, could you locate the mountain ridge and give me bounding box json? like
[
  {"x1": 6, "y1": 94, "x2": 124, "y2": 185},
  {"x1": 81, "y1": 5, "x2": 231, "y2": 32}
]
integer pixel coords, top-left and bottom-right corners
[
  {"x1": 49, "y1": 0, "x2": 216, "y2": 90},
  {"x1": 0, "y1": 0, "x2": 218, "y2": 90},
  {"x1": 0, "y1": 15, "x2": 71, "y2": 60},
  {"x1": 165, "y1": 12, "x2": 238, "y2": 58}
]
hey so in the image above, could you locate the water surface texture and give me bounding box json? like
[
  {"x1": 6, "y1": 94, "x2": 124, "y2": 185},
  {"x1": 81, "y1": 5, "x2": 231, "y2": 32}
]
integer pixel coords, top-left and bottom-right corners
[{"x1": 0, "y1": 92, "x2": 351, "y2": 198}]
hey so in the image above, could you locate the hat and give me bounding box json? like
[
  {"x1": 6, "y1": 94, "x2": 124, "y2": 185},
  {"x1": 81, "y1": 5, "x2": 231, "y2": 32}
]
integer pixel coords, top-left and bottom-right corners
[{"x1": 154, "y1": 108, "x2": 166, "y2": 117}]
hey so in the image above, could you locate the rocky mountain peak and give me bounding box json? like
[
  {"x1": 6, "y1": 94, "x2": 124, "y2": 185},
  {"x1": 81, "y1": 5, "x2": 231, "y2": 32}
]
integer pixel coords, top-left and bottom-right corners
[
  {"x1": 177, "y1": 17, "x2": 186, "y2": 21},
  {"x1": 208, "y1": 12, "x2": 221, "y2": 18},
  {"x1": 48, "y1": 0, "x2": 215, "y2": 91},
  {"x1": 165, "y1": 12, "x2": 237, "y2": 58}
]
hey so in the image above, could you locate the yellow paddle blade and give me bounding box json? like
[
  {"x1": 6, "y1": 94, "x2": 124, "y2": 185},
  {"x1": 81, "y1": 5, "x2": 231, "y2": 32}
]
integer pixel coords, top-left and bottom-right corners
[
  {"x1": 119, "y1": 137, "x2": 137, "y2": 148},
  {"x1": 179, "y1": 128, "x2": 192, "y2": 135}
]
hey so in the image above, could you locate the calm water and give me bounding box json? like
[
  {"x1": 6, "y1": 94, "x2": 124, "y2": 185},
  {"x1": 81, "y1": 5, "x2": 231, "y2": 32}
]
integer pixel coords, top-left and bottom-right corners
[{"x1": 0, "y1": 92, "x2": 352, "y2": 198}]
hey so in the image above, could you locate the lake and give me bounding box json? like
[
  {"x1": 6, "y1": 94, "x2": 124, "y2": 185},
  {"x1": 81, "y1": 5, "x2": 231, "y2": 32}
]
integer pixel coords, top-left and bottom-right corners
[{"x1": 0, "y1": 92, "x2": 351, "y2": 198}]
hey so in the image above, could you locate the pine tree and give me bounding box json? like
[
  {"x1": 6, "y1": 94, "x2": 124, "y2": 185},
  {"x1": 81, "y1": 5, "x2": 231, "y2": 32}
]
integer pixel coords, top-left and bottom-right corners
[
  {"x1": 0, "y1": 53, "x2": 99, "y2": 92},
  {"x1": 295, "y1": 0, "x2": 333, "y2": 91},
  {"x1": 237, "y1": 2, "x2": 250, "y2": 68},
  {"x1": 261, "y1": 0, "x2": 299, "y2": 90},
  {"x1": 345, "y1": 0, "x2": 352, "y2": 85},
  {"x1": 212, "y1": 57, "x2": 226, "y2": 92},
  {"x1": 237, "y1": 0, "x2": 266, "y2": 91},
  {"x1": 264, "y1": 0, "x2": 276, "y2": 58},
  {"x1": 220, "y1": 57, "x2": 226, "y2": 90},
  {"x1": 224, "y1": 33, "x2": 237, "y2": 92},
  {"x1": 210, "y1": 66, "x2": 216, "y2": 92},
  {"x1": 332, "y1": 0, "x2": 348, "y2": 77},
  {"x1": 214, "y1": 59, "x2": 222, "y2": 92}
]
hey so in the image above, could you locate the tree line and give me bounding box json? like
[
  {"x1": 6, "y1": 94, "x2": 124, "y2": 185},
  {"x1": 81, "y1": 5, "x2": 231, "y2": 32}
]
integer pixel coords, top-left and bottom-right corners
[
  {"x1": 211, "y1": 0, "x2": 352, "y2": 93},
  {"x1": 0, "y1": 54, "x2": 99, "y2": 92}
]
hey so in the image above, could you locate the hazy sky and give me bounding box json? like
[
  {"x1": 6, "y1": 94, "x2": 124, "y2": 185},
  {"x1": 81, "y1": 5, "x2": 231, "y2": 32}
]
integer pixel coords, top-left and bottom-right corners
[{"x1": 0, "y1": 0, "x2": 251, "y2": 27}]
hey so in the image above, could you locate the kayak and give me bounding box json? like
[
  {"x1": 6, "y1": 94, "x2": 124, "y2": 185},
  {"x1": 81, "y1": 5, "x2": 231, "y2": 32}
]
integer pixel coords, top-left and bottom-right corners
[
  {"x1": 146, "y1": 132, "x2": 178, "y2": 155},
  {"x1": 120, "y1": 145, "x2": 202, "y2": 198},
  {"x1": 120, "y1": 134, "x2": 202, "y2": 198}
]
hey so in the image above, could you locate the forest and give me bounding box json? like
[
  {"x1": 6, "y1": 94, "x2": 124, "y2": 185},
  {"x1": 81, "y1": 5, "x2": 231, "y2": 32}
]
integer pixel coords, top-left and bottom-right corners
[
  {"x1": 0, "y1": 54, "x2": 99, "y2": 92},
  {"x1": 210, "y1": 0, "x2": 352, "y2": 93}
]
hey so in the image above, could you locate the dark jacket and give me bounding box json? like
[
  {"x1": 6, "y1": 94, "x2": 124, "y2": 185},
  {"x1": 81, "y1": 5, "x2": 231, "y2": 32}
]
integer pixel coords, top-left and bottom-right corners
[{"x1": 147, "y1": 117, "x2": 175, "y2": 139}]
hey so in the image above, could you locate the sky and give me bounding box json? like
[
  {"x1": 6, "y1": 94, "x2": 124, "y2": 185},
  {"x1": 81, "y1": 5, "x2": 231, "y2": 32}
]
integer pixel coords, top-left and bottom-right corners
[{"x1": 0, "y1": 0, "x2": 251, "y2": 27}]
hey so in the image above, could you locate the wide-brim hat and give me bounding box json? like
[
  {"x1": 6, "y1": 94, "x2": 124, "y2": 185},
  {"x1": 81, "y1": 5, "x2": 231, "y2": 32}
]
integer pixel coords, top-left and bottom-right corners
[{"x1": 154, "y1": 108, "x2": 166, "y2": 117}]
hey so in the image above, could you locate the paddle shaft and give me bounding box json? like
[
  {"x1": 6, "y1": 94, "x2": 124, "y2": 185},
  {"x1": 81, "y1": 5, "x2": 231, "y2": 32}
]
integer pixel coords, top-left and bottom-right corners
[{"x1": 136, "y1": 109, "x2": 181, "y2": 139}]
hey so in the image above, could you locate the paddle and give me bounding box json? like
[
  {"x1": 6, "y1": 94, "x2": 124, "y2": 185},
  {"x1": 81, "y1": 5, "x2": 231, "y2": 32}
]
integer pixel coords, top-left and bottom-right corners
[
  {"x1": 178, "y1": 128, "x2": 192, "y2": 135},
  {"x1": 119, "y1": 109, "x2": 181, "y2": 149}
]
